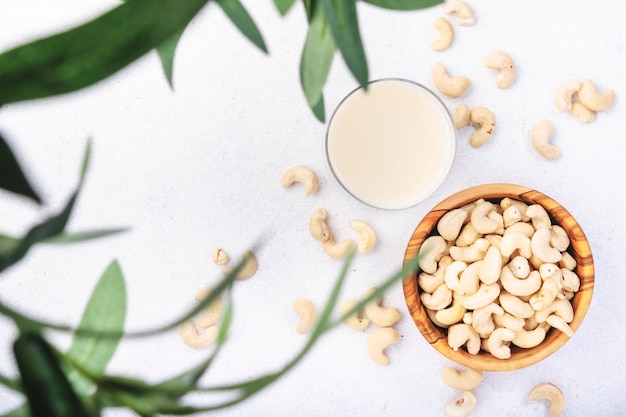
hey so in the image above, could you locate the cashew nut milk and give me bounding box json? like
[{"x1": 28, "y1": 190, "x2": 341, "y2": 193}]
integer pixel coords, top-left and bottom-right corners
[{"x1": 326, "y1": 79, "x2": 456, "y2": 209}]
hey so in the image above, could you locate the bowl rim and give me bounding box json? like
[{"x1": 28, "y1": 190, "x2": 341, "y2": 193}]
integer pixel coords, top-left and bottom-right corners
[{"x1": 402, "y1": 183, "x2": 594, "y2": 372}]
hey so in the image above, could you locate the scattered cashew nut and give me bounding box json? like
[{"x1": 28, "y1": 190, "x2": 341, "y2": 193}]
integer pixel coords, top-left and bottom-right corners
[
  {"x1": 350, "y1": 219, "x2": 377, "y2": 253},
  {"x1": 281, "y1": 165, "x2": 319, "y2": 197},
  {"x1": 445, "y1": 390, "x2": 477, "y2": 417},
  {"x1": 442, "y1": 0, "x2": 475, "y2": 26},
  {"x1": 223, "y1": 251, "x2": 258, "y2": 280},
  {"x1": 341, "y1": 299, "x2": 370, "y2": 330},
  {"x1": 453, "y1": 104, "x2": 471, "y2": 130},
  {"x1": 528, "y1": 382, "x2": 565, "y2": 417},
  {"x1": 322, "y1": 234, "x2": 356, "y2": 259},
  {"x1": 194, "y1": 287, "x2": 224, "y2": 328},
  {"x1": 293, "y1": 298, "x2": 317, "y2": 334},
  {"x1": 211, "y1": 248, "x2": 230, "y2": 265},
  {"x1": 570, "y1": 101, "x2": 596, "y2": 124},
  {"x1": 364, "y1": 287, "x2": 401, "y2": 327},
  {"x1": 441, "y1": 367, "x2": 483, "y2": 390},
  {"x1": 432, "y1": 17, "x2": 454, "y2": 51},
  {"x1": 367, "y1": 327, "x2": 399, "y2": 365},
  {"x1": 468, "y1": 106, "x2": 495, "y2": 147},
  {"x1": 531, "y1": 119, "x2": 560, "y2": 160},
  {"x1": 554, "y1": 79, "x2": 581, "y2": 112},
  {"x1": 432, "y1": 63, "x2": 471, "y2": 98},
  {"x1": 309, "y1": 208, "x2": 331, "y2": 242},
  {"x1": 578, "y1": 79, "x2": 615, "y2": 111},
  {"x1": 483, "y1": 50, "x2": 516, "y2": 89},
  {"x1": 179, "y1": 321, "x2": 219, "y2": 349}
]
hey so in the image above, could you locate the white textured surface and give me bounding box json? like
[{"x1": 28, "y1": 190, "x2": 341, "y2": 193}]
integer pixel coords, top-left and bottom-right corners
[{"x1": 0, "y1": 1, "x2": 625, "y2": 416}]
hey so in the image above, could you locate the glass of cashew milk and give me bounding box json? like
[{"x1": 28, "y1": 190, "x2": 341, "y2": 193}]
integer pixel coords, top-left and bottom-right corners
[{"x1": 325, "y1": 78, "x2": 456, "y2": 210}]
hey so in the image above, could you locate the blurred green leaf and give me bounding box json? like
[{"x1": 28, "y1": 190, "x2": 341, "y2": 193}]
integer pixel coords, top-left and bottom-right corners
[
  {"x1": 273, "y1": 0, "x2": 297, "y2": 15},
  {"x1": 156, "y1": 29, "x2": 185, "y2": 89},
  {"x1": 0, "y1": 133, "x2": 41, "y2": 204},
  {"x1": 311, "y1": 95, "x2": 326, "y2": 122},
  {"x1": 361, "y1": 0, "x2": 443, "y2": 10},
  {"x1": 13, "y1": 333, "x2": 94, "y2": 417},
  {"x1": 0, "y1": 405, "x2": 29, "y2": 417},
  {"x1": 0, "y1": 235, "x2": 20, "y2": 257},
  {"x1": 0, "y1": 0, "x2": 209, "y2": 105},
  {"x1": 215, "y1": 0, "x2": 268, "y2": 53},
  {"x1": 300, "y1": 1, "x2": 336, "y2": 111},
  {"x1": 0, "y1": 142, "x2": 91, "y2": 274},
  {"x1": 321, "y1": 0, "x2": 368, "y2": 88},
  {"x1": 0, "y1": 373, "x2": 21, "y2": 392},
  {"x1": 303, "y1": 0, "x2": 315, "y2": 22},
  {"x1": 65, "y1": 260, "x2": 127, "y2": 395},
  {"x1": 42, "y1": 228, "x2": 129, "y2": 245}
]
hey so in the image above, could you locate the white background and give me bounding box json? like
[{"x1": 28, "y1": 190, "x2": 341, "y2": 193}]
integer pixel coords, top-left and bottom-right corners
[{"x1": 0, "y1": 1, "x2": 625, "y2": 416}]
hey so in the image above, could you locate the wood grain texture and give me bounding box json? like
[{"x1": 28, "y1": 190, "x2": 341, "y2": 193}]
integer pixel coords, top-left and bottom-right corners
[{"x1": 402, "y1": 183, "x2": 594, "y2": 372}]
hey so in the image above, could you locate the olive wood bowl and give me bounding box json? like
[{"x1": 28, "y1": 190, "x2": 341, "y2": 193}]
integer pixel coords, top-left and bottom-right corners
[{"x1": 402, "y1": 183, "x2": 594, "y2": 372}]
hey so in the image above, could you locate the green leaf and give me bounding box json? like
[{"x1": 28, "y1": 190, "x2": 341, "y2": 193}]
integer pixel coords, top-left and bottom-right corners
[
  {"x1": 311, "y1": 94, "x2": 326, "y2": 122},
  {"x1": 156, "y1": 28, "x2": 186, "y2": 88},
  {"x1": 273, "y1": 0, "x2": 297, "y2": 15},
  {"x1": 215, "y1": 0, "x2": 268, "y2": 53},
  {"x1": 0, "y1": 373, "x2": 21, "y2": 392},
  {"x1": 0, "y1": 404, "x2": 29, "y2": 417},
  {"x1": 361, "y1": 0, "x2": 443, "y2": 10},
  {"x1": 0, "y1": 141, "x2": 91, "y2": 273},
  {"x1": 321, "y1": 0, "x2": 368, "y2": 88},
  {"x1": 0, "y1": 0, "x2": 210, "y2": 105},
  {"x1": 0, "y1": 133, "x2": 42, "y2": 204},
  {"x1": 300, "y1": 1, "x2": 336, "y2": 110},
  {"x1": 0, "y1": 235, "x2": 20, "y2": 257},
  {"x1": 41, "y1": 228, "x2": 129, "y2": 245},
  {"x1": 65, "y1": 260, "x2": 127, "y2": 395},
  {"x1": 303, "y1": 0, "x2": 315, "y2": 22}
]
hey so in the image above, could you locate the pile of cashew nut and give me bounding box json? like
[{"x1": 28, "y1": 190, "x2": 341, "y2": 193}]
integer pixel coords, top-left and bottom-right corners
[
  {"x1": 441, "y1": 366, "x2": 565, "y2": 417},
  {"x1": 417, "y1": 197, "x2": 580, "y2": 360},
  {"x1": 179, "y1": 287, "x2": 224, "y2": 349},
  {"x1": 341, "y1": 288, "x2": 402, "y2": 365}
]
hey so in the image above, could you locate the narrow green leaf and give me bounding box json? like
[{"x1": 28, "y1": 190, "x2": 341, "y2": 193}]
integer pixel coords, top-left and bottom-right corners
[
  {"x1": 65, "y1": 260, "x2": 127, "y2": 394},
  {"x1": 0, "y1": 404, "x2": 29, "y2": 417},
  {"x1": 303, "y1": 0, "x2": 315, "y2": 22},
  {"x1": 41, "y1": 228, "x2": 129, "y2": 245},
  {"x1": 311, "y1": 95, "x2": 326, "y2": 122},
  {"x1": 321, "y1": 0, "x2": 368, "y2": 88},
  {"x1": 0, "y1": 373, "x2": 21, "y2": 392},
  {"x1": 156, "y1": 28, "x2": 186, "y2": 89},
  {"x1": 0, "y1": 141, "x2": 91, "y2": 273},
  {"x1": 0, "y1": 133, "x2": 41, "y2": 204},
  {"x1": 215, "y1": 0, "x2": 268, "y2": 53},
  {"x1": 273, "y1": 0, "x2": 297, "y2": 15},
  {"x1": 0, "y1": 0, "x2": 209, "y2": 105},
  {"x1": 300, "y1": 1, "x2": 336, "y2": 110},
  {"x1": 361, "y1": 0, "x2": 443, "y2": 10},
  {"x1": 0, "y1": 235, "x2": 20, "y2": 256}
]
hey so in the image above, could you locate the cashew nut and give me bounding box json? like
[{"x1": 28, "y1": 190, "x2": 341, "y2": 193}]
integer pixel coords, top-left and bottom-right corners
[
  {"x1": 504, "y1": 221, "x2": 535, "y2": 238},
  {"x1": 421, "y1": 283, "x2": 453, "y2": 310},
  {"x1": 499, "y1": 231, "x2": 532, "y2": 258},
  {"x1": 554, "y1": 79, "x2": 581, "y2": 112},
  {"x1": 477, "y1": 246, "x2": 502, "y2": 285},
  {"x1": 293, "y1": 298, "x2": 317, "y2": 334},
  {"x1": 501, "y1": 267, "x2": 541, "y2": 297},
  {"x1": 483, "y1": 50, "x2": 516, "y2": 89},
  {"x1": 512, "y1": 326, "x2": 546, "y2": 348},
  {"x1": 418, "y1": 255, "x2": 452, "y2": 293},
  {"x1": 528, "y1": 382, "x2": 565, "y2": 417},
  {"x1": 535, "y1": 298, "x2": 574, "y2": 323},
  {"x1": 449, "y1": 238, "x2": 490, "y2": 263},
  {"x1": 350, "y1": 219, "x2": 377, "y2": 253},
  {"x1": 459, "y1": 260, "x2": 482, "y2": 294},
  {"x1": 531, "y1": 228, "x2": 562, "y2": 263},
  {"x1": 471, "y1": 302, "x2": 504, "y2": 335},
  {"x1": 508, "y1": 256, "x2": 530, "y2": 278},
  {"x1": 578, "y1": 79, "x2": 615, "y2": 111},
  {"x1": 194, "y1": 287, "x2": 224, "y2": 328},
  {"x1": 560, "y1": 268, "x2": 580, "y2": 292},
  {"x1": 341, "y1": 299, "x2": 370, "y2": 330},
  {"x1": 549, "y1": 225, "x2": 570, "y2": 252},
  {"x1": 493, "y1": 312, "x2": 525, "y2": 331},
  {"x1": 179, "y1": 321, "x2": 219, "y2": 349},
  {"x1": 531, "y1": 119, "x2": 560, "y2": 160},
  {"x1": 570, "y1": 101, "x2": 596, "y2": 123},
  {"x1": 441, "y1": 367, "x2": 484, "y2": 391},
  {"x1": 309, "y1": 208, "x2": 331, "y2": 242},
  {"x1": 468, "y1": 107, "x2": 495, "y2": 147},
  {"x1": 529, "y1": 277, "x2": 562, "y2": 311},
  {"x1": 432, "y1": 63, "x2": 471, "y2": 98},
  {"x1": 546, "y1": 314, "x2": 574, "y2": 337},
  {"x1": 445, "y1": 390, "x2": 477, "y2": 417},
  {"x1": 502, "y1": 205, "x2": 522, "y2": 228},
  {"x1": 447, "y1": 323, "x2": 481, "y2": 355},
  {"x1": 486, "y1": 327, "x2": 515, "y2": 359},
  {"x1": 526, "y1": 204, "x2": 551, "y2": 231},
  {"x1": 211, "y1": 248, "x2": 230, "y2": 265},
  {"x1": 432, "y1": 17, "x2": 454, "y2": 51},
  {"x1": 559, "y1": 252, "x2": 577, "y2": 271},
  {"x1": 419, "y1": 235, "x2": 449, "y2": 274},
  {"x1": 223, "y1": 251, "x2": 258, "y2": 280},
  {"x1": 436, "y1": 299, "x2": 467, "y2": 326},
  {"x1": 322, "y1": 233, "x2": 356, "y2": 259},
  {"x1": 499, "y1": 291, "x2": 534, "y2": 319},
  {"x1": 444, "y1": 261, "x2": 468, "y2": 294},
  {"x1": 437, "y1": 208, "x2": 468, "y2": 241},
  {"x1": 500, "y1": 198, "x2": 530, "y2": 222},
  {"x1": 281, "y1": 165, "x2": 319, "y2": 197},
  {"x1": 442, "y1": 0, "x2": 475, "y2": 26},
  {"x1": 470, "y1": 201, "x2": 498, "y2": 234},
  {"x1": 367, "y1": 327, "x2": 399, "y2": 365},
  {"x1": 364, "y1": 287, "x2": 401, "y2": 327},
  {"x1": 453, "y1": 104, "x2": 471, "y2": 130},
  {"x1": 455, "y1": 223, "x2": 481, "y2": 247},
  {"x1": 456, "y1": 283, "x2": 500, "y2": 310},
  {"x1": 539, "y1": 263, "x2": 561, "y2": 280}
]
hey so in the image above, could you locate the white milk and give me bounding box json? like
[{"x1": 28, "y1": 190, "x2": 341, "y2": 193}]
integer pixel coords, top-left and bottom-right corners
[{"x1": 326, "y1": 79, "x2": 456, "y2": 210}]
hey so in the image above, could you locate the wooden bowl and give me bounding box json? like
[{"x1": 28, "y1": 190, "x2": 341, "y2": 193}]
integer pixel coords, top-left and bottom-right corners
[{"x1": 402, "y1": 183, "x2": 594, "y2": 372}]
